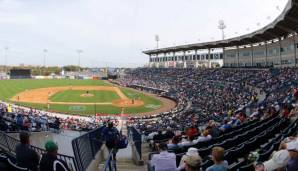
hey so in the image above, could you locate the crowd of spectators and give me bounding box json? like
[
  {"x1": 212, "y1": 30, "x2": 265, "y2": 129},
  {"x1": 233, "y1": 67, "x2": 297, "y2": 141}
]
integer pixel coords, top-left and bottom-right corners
[
  {"x1": 0, "y1": 103, "x2": 119, "y2": 132},
  {"x1": 116, "y1": 68, "x2": 298, "y2": 171}
]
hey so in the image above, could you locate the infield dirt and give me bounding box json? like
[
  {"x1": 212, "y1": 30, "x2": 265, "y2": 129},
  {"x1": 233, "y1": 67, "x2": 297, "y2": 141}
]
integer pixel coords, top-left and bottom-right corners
[{"x1": 11, "y1": 86, "x2": 144, "y2": 107}]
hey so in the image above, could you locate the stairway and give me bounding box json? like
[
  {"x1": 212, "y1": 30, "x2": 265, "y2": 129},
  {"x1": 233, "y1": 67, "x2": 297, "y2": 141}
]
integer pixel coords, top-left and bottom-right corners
[{"x1": 99, "y1": 117, "x2": 147, "y2": 171}]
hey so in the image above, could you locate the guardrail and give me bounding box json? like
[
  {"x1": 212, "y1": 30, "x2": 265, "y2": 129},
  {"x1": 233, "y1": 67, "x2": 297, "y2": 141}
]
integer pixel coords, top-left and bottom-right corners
[
  {"x1": 72, "y1": 126, "x2": 105, "y2": 171},
  {"x1": 0, "y1": 131, "x2": 78, "y2": 171},
  {"x1": 128, "y1": 126, "x2": 142, "y2": 158}
]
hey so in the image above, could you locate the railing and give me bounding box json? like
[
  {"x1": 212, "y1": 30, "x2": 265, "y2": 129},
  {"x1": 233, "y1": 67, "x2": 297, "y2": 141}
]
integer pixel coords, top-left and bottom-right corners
[
  {"x1": 128, "y1": 126, "x2": 142, "y2": 158},
  {"x1": 72, "y1": 126, "x2": 105, "y2": 171},
  {"x1": 101, "y1": 149, "x2": 117, "y2": 171},
  {"x1": 0, "y1": 131, "x2": 78, "y2": 171}
]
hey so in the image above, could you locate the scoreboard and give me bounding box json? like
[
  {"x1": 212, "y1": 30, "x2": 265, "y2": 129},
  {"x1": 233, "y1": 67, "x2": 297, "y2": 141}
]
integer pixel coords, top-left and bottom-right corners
[{"x1": 10, "y1": 69, "x2": 31, "y2": 79}]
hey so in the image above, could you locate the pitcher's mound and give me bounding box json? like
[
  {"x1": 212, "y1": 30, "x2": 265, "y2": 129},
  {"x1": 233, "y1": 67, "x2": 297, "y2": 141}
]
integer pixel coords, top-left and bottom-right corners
[
  {"x1": 80, "y1": 94, "x2": 94, "y2": 97},
  {"x1": 112, "y1": 99, "x2": 144, "y2": 107}
]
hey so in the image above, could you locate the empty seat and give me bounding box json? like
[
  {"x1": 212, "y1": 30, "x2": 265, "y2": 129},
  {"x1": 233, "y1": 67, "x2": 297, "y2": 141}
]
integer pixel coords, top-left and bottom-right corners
[
  {"x1": 201, "y1": 159, "x2": 213, "y2": 171},
  {"x1": 257, "y1": 145, "x2": 274, "y2": 162},
  {"x1": 239, "y1": 163, "x2": 254, "y2": 171},
  {"x1": 7, "y1": 158, "x2": 29, "y2": 171},
  {"x1": 198, "y1": 146, "x2": 212, "y2": 159},
  {"x1": 228, "y1": 159, "x2": 246, "y2": 171}
]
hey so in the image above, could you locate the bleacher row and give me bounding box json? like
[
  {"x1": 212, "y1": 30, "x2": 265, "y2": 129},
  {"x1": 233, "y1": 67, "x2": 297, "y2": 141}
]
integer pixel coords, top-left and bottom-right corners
[
  {"x1": 0, "y1": 150, "x2": 30, "y2": 171},
  {"x1": 147, "y1": 117, "x2": 298, "y2": 171}
]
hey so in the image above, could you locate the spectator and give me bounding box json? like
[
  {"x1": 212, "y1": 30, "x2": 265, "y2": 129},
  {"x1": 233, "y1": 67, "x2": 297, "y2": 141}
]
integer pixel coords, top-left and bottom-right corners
[
  {"x1": 178, "y1": 147, "x2": 201, "y2": 170},
  {"x1": 102, "y1": 122, "x2": 120, "y2": 160},
  {"x1": 184, "y1": 154, "x2": 202, "y2": 171},
  {"x1": 164, "y1": 127, "x2": 175, "y2": 139},
  {"x1": 186, "y1": 126, "x2": 199, "y2": 138},
  {"x1": 179, "y1": 136, "x2": 196, "y2": 147},
  {"x1": 286, "y1": 140, "x2": 298, "y2": 171},
  {"x1": 153, "y1": 130, "x2": 167, "y2": 142},
  {"x1": 167, "y1": 136, "x2": 180, "y2": 150},
  {"x1": 263, "y1": 150, "x2": 290, "y2": 171},
  {"x1": 206, "y1": 147, "x2": 228, "y2": 171},
  {"x1": 39, "y1": 140, "x2": 70, "y2": 171},
  {"x1": 15, "y1": 131, "x2": 39, "y2": 171},
  {"x1": 194, "y1": 130, "x2": 212, "y2": 143},
  {"x1": 150, "y1": 142, "x2": 177, "y2": 171}
]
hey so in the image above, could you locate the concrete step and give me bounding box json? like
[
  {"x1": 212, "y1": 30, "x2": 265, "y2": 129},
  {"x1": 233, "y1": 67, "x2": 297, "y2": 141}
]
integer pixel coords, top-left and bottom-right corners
[{"x1": 99, "y1": 160, "x2": 146, "y2": 171}]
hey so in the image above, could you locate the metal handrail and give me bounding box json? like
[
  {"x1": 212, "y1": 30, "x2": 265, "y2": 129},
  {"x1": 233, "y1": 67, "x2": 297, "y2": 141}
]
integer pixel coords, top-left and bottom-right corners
[
  {"x1": 71, "y1": 126, "x2": 105, "y2": 171},
  {"x1": 0, "y1": 131, "x2": 78, "y2": 171},
  {"x1": 101, "y1": 149, "x2": 116, "y2": 171}
]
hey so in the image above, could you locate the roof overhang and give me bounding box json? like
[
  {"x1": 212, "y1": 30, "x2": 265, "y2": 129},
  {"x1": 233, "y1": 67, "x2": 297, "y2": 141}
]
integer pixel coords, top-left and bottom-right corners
[{"x1": 143, "y1": 0, "x2": 298, "y2": 55}]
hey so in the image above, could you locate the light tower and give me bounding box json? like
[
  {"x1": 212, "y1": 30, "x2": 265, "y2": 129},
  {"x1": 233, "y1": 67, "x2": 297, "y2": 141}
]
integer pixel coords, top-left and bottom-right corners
[
  {"x1": 155, "y1": 35, "x2": 159, "y2": 49},
  {"x1": 43, "y1": 49, "x2": 47, "y2": 67},
  {"x1": 77, "y1": 49, "x2": 83, "y2": 72},
  {"x1": 218, "y1": 20, "x2": 226, "y2": 40},
  {"x1": 4, "y1": 47, "x2": 9, "y2": 74}
]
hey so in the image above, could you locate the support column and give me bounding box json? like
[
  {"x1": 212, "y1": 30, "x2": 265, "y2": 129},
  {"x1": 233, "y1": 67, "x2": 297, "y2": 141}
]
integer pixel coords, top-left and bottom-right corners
[
  {"x1": 294, "y1": 36, "x2": 297, "y2": 67},
  {"x1": 195, "y1": 49, "x2": 198, "y2": 68},
  {"x1": 149, "y1": 54, "x2": 152, "y2": 68},
  {"x1": 183, "y1": 51, "x2": 186, "y2": 68},
  {"x1": 173, "y1": 52, "x2": 176, "y2": 68},
  {"x1": 208, "y1": 48, "x2": 211, "y2": 68},
  {"x1": 251, "y1": 44, "x2": 254, "y2": 67},
  {"x1": 164, "y1": 52, "x2": 167, "y2": 68},
  {"x1": 279, "y1": 38, "x2": 282, "y2": 67},
  {"x1": 223, "y1": 47, "x2": 226, "y2": 67},
  {"x1": 156, "y1": 54, "x2": 159, "y2": 68},
  {"x1": 265, "y1": 42, "x2": 268, "y2": 67},
  {"x1": 237, "y1": 46, "x2": 240, "y2": 67}
]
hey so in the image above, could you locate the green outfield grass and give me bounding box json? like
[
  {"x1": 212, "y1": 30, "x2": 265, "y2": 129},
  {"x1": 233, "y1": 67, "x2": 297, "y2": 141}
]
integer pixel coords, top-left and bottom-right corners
[
  {"x1": 49, "y1": 90, "x2": 120, "y2": 103},
  {"x1": 0, "y1": 79, "x2": 164, "y2": 115},
  {"x1": 0, "y1": 79, "x2": 108, "y2": 101}
]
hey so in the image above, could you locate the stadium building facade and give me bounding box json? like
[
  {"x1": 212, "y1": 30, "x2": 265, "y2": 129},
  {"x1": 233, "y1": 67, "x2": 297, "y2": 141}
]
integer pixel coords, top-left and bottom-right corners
[{"x1": 144, "y1": 0, "x2": 298, "y2": 68}]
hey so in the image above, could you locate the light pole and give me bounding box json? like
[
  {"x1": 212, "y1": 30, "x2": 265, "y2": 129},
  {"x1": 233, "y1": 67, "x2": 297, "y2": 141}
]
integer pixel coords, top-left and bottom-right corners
[
  {"x1": 43, "y1": 49, "x2": 48, "y2": 76},
  {"x1": 4, "y1": 47, "x2": 9, "y2": 74},
  {"x1": 155, "y1": 35, "x2": 159, "y2": 49},
  {"x1": 77, "y1": 49, "x2": 83, "y2": 72},
  {"x1": 43, "y1": 49, "x2": 47, "y2": 67},
  {"x1": 218, "y1": 20, "x2": 226, "y2": 40}
]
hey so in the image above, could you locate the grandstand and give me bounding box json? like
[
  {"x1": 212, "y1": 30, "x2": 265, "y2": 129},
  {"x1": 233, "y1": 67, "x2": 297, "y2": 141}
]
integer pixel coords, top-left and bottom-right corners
[
  {"x1": 144, "y1": 0, "x2": 298, "y2": 68},
  {"x1": 0, "y1": 0, "x2": 298, "y2": 171}
]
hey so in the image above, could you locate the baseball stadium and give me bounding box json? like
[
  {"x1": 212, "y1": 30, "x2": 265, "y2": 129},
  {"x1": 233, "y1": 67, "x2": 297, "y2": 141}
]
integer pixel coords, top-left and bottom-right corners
[{"x1": 0, "y1": 0, "x2": 298, "y2": 171}]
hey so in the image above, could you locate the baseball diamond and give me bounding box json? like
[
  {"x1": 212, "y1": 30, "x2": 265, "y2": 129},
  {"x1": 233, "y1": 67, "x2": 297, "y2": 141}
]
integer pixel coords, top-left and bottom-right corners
[{"x1": 0, "y1": 79, "x2": 176, "y2": 115}]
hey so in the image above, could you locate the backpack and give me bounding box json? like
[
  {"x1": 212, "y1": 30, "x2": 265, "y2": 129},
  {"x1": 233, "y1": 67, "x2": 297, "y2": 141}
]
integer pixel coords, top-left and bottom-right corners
[{"x1": 115, "y1": 135, "x2": 128, "y2": 149}]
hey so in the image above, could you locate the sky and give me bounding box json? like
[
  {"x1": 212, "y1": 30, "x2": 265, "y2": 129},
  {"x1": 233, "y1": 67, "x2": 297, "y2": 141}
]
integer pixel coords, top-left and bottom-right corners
[{"x1": 0, "y1": 0, "x2": 289, "y2": 67}]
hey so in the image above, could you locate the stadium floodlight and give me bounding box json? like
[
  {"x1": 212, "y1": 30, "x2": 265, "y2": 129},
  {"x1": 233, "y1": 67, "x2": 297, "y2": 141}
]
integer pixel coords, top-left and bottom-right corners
[
  {"x1": 276, "y1": 6, "x2": 280, "y2": 11},
  {"x1": 155, "y1": 35, "x2": 159, "y2": 49},
  {"x1": 77, "y1": 49, "x2": 83, "y2": 72},
  {"x1": 43, "y1": 49, "x2": 47, "y2": 67},
  {"x1": 4, "y1": 47, "x2": 9, "y2": 74},
  {"x1": 218, "y1": 20, "x2": 226, "y2": 40}
]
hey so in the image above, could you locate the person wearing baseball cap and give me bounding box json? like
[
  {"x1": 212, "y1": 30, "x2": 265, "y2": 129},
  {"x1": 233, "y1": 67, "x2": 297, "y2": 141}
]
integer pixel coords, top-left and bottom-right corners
[
  {"x1": 184, "y1": 153, "x2": 202, "y2": 171},
  {"x1": 178, "y1": 148, "x2": 202, "y2": 170},
  {"x1": 39, "y1": 140, "x2": 70, "y2": 171}
]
